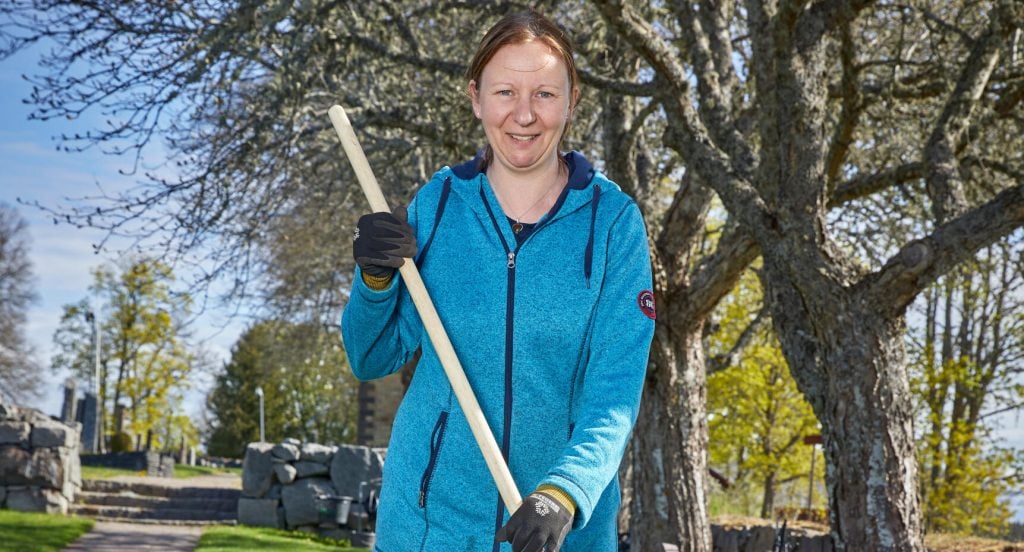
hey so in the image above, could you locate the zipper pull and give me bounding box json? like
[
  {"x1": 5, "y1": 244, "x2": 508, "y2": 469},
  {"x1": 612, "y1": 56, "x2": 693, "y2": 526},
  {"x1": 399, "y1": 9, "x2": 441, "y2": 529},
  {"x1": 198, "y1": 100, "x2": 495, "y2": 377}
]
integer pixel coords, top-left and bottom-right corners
[{"x1": 507, "y1": 251, "x2": 516, "y2": 269}]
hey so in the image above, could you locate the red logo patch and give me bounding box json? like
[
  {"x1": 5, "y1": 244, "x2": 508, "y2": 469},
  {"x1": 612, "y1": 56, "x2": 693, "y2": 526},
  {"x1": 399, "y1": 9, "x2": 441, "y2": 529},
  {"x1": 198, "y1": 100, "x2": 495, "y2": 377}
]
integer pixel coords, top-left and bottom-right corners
[{"x1": 638, "y1": 290, "x2": 656, "y2": 320}]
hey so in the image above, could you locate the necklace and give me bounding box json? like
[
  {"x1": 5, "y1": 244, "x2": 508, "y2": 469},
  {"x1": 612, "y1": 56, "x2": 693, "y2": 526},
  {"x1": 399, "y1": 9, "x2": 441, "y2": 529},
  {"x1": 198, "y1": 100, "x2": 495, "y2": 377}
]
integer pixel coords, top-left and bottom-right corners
[
  {"x1": 499, "y1": 166, "x2": 567, "y2": 234},
  {"x1": 509, "y1": 184, "x2": 557, "y2": 234}
]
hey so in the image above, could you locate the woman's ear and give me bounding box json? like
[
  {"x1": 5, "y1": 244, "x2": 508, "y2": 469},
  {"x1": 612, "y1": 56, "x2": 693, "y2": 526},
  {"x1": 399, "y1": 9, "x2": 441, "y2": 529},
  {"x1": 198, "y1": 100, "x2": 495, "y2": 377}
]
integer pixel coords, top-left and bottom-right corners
[
  {"x1": 469, "y1": 80, "x2": 482, "y2": 119},
  {"x1": 569, "y1": 86, "x2": 581, "y2": 118}
]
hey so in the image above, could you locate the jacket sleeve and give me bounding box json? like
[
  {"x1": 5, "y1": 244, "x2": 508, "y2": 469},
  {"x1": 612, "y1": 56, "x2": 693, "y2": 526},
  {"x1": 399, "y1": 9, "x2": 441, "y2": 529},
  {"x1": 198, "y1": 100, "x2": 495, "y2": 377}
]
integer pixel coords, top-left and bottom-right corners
[
  {"x1": 340, "y1": 196, "x2": 425, "y2": 381},
  {"x1": 540, "y1": 200, "x2": 655, "y2": 527}
]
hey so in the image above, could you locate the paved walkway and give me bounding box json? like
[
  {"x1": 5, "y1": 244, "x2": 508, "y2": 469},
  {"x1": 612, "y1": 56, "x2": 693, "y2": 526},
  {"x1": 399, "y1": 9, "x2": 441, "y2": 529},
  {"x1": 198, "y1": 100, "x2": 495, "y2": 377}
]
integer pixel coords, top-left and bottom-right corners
[{"x1": 63, "y1": 521, "x2": 202, "y2": 551}]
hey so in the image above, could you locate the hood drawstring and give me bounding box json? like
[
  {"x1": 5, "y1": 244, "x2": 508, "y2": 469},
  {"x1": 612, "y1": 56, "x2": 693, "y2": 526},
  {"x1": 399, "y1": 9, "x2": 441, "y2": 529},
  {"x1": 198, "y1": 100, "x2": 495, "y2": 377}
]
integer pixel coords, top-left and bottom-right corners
[{"x1": 585, "y1": 184, "x2": 601, "y2": 288}]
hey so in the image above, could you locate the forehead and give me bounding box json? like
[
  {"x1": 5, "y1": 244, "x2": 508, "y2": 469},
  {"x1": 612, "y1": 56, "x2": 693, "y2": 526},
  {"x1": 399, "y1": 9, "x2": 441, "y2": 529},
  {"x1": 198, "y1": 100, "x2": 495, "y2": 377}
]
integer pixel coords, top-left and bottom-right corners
[{"x1": 480, "y1": 40, "x2": 569, "y2": 84}]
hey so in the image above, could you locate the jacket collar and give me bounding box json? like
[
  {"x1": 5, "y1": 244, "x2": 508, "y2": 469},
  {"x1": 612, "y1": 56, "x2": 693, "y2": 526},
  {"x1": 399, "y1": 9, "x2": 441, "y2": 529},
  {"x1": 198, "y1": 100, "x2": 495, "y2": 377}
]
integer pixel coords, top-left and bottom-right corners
[{"x1": 451, "y1": 150, "x2": 596, "y2": 190}]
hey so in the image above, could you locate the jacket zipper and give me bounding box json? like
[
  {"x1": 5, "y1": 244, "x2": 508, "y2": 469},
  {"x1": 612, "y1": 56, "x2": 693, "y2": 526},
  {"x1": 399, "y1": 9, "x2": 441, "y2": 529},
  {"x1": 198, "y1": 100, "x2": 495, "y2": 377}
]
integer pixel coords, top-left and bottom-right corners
[{"x1": 418, "y1": 411, "x2": 449, "y2": 508}]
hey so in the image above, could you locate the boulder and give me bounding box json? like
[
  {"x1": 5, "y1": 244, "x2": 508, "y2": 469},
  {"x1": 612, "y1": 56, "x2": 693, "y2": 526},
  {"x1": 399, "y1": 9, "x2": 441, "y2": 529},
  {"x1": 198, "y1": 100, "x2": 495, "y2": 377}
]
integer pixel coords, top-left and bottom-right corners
[
  {"x1": 283, "y1": 437, "x2": 301, "y2": 447},
  {"x1": 300, "y1": 443, "x2": 335, "y2": 464},
  {"x1": 330, "y1": 444, "x2": 384, "y2": 498},
  {"x1": 272, "y1": 442, "x2": 300, "y2": 462},
  {"x1": 266, "y1": 484, "x2": 283, "y2": 500},
  {"x1": 281, "y1": 477, "x2": 335, "y2": 528},
  {"x1": 274, "y1": 462, "x2": 297, "y2": 485},
  {"x1": 0, "y1": 486, "x2": 6, "y2": 506},
  {"x1": 30, "y1": 422, "x2": 77, "y2": 448},
  {"x1": 294, "y1": 461, "x2": 329, "y2": 479},
  {"x1": 238, "y1": 497, "x2": 282, "y2": 528},
  {"x1": 0, "y1": 422, "x2": 30, "y2": 445},
  {"x1": 6, "y1": 486, "x2": 68, "y2": 514},
  {"x1": 242, "y1": 442, "x2": 275, "y2": 498}
]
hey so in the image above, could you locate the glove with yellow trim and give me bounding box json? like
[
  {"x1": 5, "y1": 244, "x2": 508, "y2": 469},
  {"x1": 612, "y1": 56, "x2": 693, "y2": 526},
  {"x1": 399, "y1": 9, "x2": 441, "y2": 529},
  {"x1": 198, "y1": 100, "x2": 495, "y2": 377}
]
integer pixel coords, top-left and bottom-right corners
[
  {"x1": 353, "y1": 206, "x2": 417, "y2": 289},
  {"x1": 495, "y1": 485, "x2": 575, "y2": 552}
]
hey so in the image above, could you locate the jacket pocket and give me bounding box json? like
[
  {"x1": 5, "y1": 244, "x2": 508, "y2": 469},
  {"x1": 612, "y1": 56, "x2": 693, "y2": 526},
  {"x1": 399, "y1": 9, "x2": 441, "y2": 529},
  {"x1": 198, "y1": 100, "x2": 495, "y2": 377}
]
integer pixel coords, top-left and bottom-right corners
[{"x1": 418, "y1": 411, "x2": 449, "y2": 508}]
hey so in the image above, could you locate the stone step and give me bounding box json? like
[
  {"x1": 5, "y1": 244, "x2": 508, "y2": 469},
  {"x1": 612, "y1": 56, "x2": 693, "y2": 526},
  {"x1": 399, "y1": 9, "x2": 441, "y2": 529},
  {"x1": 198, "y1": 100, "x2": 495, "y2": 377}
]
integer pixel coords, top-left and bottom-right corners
[
  {"x1": 75, "y1": 491, "x2": 237, "y2": 513},
  {"x1": 69, "y1": 503, "x2": 238, "y2": 523},
  {"x1": 81, "y1": 479, "x2": 241, "y2": 500}
]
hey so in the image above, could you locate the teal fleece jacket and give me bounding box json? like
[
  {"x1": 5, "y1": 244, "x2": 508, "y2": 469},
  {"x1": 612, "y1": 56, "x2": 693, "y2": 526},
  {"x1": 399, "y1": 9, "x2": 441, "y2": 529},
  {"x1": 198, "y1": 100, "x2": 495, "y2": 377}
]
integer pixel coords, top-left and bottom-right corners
[{"x1": 341, "y1": 151, "x2": 655, "y2": 552}]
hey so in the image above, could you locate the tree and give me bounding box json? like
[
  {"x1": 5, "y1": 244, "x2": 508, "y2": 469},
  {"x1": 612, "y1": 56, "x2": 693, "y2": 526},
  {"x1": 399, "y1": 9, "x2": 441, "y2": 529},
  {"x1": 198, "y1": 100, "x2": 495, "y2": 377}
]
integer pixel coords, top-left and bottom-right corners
[
  {"x1": 205, "y1": 320, "x2": 357, "y2": 457},
  {"x1": 52, "y1": 258, "x2": 197, "y2": 450},
  {"x1": 0, "y1": 201, "x2": 39, "y2": 401},
  {"x1": 910, "y1": 239, "x2": 1024, "y2": 535},
  {"x1": 706, "y1": 270, "x2": 822, "y2": 519},
  {"x1": 590, "y1": 1, "x2": 1024, "y2": 550}
]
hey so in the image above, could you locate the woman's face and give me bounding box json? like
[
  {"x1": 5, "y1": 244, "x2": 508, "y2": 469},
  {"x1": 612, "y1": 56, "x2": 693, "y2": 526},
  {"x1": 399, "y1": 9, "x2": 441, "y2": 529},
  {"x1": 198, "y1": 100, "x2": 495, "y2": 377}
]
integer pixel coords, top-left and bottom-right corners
[{"x1": 470, "y1": 40, "x2": 575, "y2": 176}]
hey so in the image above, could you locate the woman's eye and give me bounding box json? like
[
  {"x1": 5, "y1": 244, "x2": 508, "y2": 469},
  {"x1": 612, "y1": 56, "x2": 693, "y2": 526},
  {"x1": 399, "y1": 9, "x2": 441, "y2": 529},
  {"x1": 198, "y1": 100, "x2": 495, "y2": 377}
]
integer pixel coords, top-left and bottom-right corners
[
  {"x1": 497, "y1": 90, "x2": 513, "y2": 96},
  {"x1": 537, "y1": 91, "x2": 555, "y2": 99}
]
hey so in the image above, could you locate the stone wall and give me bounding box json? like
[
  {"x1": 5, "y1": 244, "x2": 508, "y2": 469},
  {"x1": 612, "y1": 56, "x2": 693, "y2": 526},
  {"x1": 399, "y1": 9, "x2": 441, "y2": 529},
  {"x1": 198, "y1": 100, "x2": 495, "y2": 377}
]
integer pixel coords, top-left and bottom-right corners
[
  {"x1": 0, "y1": 402, "x2": 82, "y2": 514},
  {"x1": 238, "y1": 439, "x2": 383, "y2": 547}
]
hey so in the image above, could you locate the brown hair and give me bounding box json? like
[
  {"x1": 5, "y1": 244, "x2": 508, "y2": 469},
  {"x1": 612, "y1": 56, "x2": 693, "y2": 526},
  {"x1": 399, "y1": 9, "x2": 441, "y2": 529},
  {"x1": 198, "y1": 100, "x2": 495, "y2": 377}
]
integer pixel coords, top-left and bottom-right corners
[{"x1": 466, "y1": 10, "x2": 580, "y2": 167}]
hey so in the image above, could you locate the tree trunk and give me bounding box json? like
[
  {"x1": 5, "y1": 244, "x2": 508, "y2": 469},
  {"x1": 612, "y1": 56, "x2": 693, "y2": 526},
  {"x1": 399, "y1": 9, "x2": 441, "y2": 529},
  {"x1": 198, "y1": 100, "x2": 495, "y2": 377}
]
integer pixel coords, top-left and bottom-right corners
[
  {"x1": 766, "y1": 274, "x2": 924, "y2": 551},
  {"x1": 760, "y1": 471, "x2": 776, "y2": 519},
  {"x1": 630, "y1": 314, "x2": 711, "y2": 552}
]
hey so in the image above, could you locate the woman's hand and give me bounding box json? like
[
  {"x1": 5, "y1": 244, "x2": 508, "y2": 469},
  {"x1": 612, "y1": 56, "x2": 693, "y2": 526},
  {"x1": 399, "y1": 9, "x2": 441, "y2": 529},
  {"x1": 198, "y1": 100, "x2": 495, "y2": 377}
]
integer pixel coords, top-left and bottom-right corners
[
  {"x1": 495, "y1": 488, "x2": 574, "y2": 552},
  {"x1": 353, "y1": 206, "x2": 417, "y2": 284}
]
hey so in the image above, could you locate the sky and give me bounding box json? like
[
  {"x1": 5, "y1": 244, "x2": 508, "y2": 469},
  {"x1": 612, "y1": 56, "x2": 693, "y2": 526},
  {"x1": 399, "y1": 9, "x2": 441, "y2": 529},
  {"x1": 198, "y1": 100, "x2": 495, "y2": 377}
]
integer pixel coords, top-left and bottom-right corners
[
  {"x1": 0, "y1": 43, "x2": 247, "y2": 424},
  {"x1": 1, "y1": 22, "x2": 1021, "y2": 523}
]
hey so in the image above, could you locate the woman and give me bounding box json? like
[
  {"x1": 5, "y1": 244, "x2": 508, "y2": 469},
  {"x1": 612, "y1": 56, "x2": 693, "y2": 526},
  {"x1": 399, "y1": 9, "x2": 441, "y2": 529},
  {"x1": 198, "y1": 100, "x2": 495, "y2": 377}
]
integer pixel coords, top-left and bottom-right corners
[{"x1": 342, "y1": 10, "x2": 655, "y2": 552}]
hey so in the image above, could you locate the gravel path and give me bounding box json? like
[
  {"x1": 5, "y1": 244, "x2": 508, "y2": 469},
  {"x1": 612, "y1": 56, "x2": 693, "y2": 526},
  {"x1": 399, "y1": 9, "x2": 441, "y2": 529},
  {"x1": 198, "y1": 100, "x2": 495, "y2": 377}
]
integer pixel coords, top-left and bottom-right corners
[{"x1": 63, "y1": 521, "x2": 202, "y2": 551}]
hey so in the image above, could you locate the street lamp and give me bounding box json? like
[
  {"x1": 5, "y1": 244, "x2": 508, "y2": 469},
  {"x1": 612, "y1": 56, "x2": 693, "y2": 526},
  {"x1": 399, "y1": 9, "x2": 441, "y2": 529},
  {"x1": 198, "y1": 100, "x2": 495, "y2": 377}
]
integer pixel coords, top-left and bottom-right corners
[{"x1": 255, "y1": 386, "x2": 265, "y2": 442}]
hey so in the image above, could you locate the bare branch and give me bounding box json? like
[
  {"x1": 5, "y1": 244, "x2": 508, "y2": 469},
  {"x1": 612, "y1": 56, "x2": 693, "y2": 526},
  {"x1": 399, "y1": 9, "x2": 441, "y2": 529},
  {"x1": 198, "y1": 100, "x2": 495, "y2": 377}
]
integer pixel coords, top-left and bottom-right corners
[
  {"x1": 828, "y1": 162, "x2": 926, "y2": 207},
  {"x1": 684, "y1": 223, "x2": 761, "y2": 323},
  {"x1": 866, "y1": 184, "x2": 1024, "y2": 313},
  {"x1": 925, "y1": 0, "x2": 1017, "y2": 223},
  {"x1": 674, "y1": 0, "x2": 758, "y2": 172},
  {"x1": 708, "y1": 305, "x2": 770, "y2": 375}
]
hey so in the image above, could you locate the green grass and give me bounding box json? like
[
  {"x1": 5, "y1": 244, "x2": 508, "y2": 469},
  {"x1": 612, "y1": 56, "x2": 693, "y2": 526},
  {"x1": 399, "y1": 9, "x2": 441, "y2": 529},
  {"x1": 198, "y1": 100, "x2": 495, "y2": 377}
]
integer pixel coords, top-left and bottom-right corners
[
  {"x1": 196, "y1": 525, "x2": 369, "y2": 551},
  {"x1": 173, "y1": 464, "x2": 242, "y2": 478},
  {"x1": 79, "y1": 465, "x2": 145, "y2": 479},
  {"x1": 0, "y1": 509, "x2": 94, "y2": 552},
  {"x1": 81, "y1": 464, "x2": 242, "y2": 480}
]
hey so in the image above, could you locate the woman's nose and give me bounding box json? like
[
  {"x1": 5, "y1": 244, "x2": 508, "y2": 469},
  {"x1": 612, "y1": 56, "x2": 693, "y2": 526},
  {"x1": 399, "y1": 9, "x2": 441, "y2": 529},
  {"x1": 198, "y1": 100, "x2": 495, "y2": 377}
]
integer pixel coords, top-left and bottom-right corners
[{"x1": 513, "y1": 95, "x2": 535, "y2": 126}]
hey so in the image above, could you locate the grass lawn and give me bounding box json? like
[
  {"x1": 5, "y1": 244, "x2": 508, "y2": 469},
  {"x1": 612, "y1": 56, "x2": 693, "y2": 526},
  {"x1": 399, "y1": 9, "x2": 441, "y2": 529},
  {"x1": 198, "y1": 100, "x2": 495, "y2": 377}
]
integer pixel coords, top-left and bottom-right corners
[
  {"x1": 172, "y1": 464, "x2": 242, "y2": 478},
  {"x1": 81, "y1": 464, "x2": 241, "y2": 480},
  {"x1": 0, "y1": 509, "x2": 94, "y2": 551},
  {"x1": 79, "y1": 465, "x2": 145, "y2": 479},
  {"x1": 196, "y1": 525, "x2": 370, "y2": 551}
]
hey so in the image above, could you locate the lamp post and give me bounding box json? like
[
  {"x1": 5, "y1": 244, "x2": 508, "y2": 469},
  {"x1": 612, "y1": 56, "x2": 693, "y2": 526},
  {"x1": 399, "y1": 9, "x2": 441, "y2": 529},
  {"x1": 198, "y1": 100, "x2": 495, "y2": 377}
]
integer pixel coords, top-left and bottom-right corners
[{"x1": 255, "y1": 386, "x2": 265, "y2": 442}]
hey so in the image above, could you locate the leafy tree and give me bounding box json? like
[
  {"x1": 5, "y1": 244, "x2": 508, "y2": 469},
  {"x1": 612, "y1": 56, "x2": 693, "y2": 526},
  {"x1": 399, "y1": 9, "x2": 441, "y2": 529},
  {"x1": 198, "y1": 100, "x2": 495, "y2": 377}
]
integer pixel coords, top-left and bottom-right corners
[
  {"x1": 0, "y1": 201, "x2": 39, "y2": 401},
  {"x1": 909, "y1": 240, "x2": 1024, "y2": 535},
  {"x1": 205, "y1": 320, "x2": 357, "y2": 457},
  {"x1": 706, "y1": 270, "x2": 822, "y2": 519},
  {"x1": 51, "y1": 258, "x2": 196, "y2": 450}
]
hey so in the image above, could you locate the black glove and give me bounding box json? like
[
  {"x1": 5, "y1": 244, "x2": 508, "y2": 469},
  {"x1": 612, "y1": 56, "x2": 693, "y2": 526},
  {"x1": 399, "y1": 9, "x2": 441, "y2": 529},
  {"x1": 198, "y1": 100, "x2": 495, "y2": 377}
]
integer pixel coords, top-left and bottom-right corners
[
  {"x1": 495, "y1": 490, "x2": 573, "y2": 552},
  {"x1": 353, "y1": 206, "x2": 417, "y2": 279}
]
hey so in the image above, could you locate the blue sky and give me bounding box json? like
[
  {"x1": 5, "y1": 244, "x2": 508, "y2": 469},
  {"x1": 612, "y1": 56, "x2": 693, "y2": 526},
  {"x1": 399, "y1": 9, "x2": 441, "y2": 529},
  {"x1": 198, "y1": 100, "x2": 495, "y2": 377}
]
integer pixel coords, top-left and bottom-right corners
[{"x1": 0, "y1": 43, "x2": 246, "y2": 421}]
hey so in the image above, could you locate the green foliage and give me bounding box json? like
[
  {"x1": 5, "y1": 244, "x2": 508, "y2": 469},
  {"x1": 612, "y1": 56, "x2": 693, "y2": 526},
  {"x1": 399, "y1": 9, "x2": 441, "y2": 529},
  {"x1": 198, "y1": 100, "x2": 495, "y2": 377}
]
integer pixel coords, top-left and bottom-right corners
[
  {"x1": 0, "y1": 509, "x2": 94, "y2": 551},
  {"x1": 908, "y1": 245, "x2": 1024, "y2": 537},
  {"x1": 707, "y1": 269, "x2": 824, "y2": 518},
  {"x1": 196, "y1": 525, "x2": 366, "y2": 551},
  {"x1": 51, "y1": 257, "x2": 199, "y2": 452},
  {"x1": 205, "y1": 320, "x2": 357, "y2": 457},
  {"x1": 108, "y1": 431, "x2": 133, "y2": 453}
]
